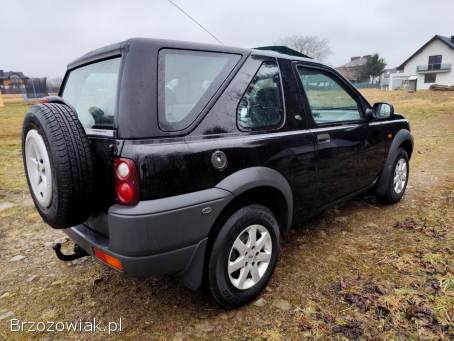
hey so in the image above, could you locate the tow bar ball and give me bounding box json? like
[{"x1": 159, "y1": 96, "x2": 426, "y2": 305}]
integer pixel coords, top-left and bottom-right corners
[{"x1": 52, "y1": 243, "x2": 88, "y2": 261}]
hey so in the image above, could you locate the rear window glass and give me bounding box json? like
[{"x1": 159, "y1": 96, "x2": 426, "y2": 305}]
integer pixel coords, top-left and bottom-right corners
[
  {"x1": 158, "y1": 49, "x2": 240, "y2": 131},
  {"x1": 62, "y1": 57, "x2": 121, "y2": 129}
]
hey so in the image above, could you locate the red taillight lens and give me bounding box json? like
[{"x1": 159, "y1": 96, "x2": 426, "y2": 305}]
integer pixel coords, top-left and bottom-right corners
[
  {"x1": 116, "y1": 182, "x2": 135, "y2": 203},
  {"x1": 113, "y1": 157, "x2": 139, "y2": 205}
]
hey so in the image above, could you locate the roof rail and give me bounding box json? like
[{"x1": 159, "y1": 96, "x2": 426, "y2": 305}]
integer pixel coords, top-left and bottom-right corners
[{"x1": 254, "y1": 45, "x2": 311, "y2": 58}]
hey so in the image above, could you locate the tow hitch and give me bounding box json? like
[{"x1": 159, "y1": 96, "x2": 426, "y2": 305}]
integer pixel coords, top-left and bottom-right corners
[{"x1": 53, "y1": 243, "x2": 88, "y2": 261}]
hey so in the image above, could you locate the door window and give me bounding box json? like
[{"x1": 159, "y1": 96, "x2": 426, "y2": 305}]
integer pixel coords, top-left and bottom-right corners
[
  {"x1": 237, "y1": 61, "x2": 284, "y2": 131},
  {"x1": 297, "y1": 67, "x2": 362, "y2": 124}
]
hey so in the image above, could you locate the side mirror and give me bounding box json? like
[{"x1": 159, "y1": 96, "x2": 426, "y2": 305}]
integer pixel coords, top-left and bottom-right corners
[{"x1": 373, "y1": 102, "x2": 394, "y2": 119}]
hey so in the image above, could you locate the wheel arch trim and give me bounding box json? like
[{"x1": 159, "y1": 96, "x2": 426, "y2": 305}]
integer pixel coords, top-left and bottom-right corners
[
  {"x1": 215, "y1": 167, "x2": 293, "y2": 231},
  {"x1": 376, "y1": 129, "x2": 413, "y2": 196}
]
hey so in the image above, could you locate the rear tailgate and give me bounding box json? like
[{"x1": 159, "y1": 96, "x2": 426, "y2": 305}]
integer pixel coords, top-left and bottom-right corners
[{"x1": 84, "y1": 135, "x2": 120, "y2": 237}]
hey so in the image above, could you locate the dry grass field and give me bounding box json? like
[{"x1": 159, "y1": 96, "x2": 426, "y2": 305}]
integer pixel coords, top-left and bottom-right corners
[{"x1": 0, "y1": 89, "x2": 453, "y2": 340}]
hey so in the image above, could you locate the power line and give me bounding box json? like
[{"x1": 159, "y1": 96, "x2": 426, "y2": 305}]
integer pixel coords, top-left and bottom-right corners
[{"x1": 166, "y1": 0, "x2": 224, "y2": 45}]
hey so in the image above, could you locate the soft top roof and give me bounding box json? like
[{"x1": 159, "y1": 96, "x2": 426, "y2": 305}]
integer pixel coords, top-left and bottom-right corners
[
  {"x1": 68, "y1": 38, "x2": 249, "y2": 70},
  {"x1": 67, "y1": 38, "x2": 320, "y2": 70}
]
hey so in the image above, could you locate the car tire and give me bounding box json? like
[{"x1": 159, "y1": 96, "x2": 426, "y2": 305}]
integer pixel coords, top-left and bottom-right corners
[
  {"x1": 22, "y1": 103, "x2": 95, "y2": 228},
  {"x1": 207, "y1": 204, "x2": 280, "y2": 309},
  {"x1": 377, "y1": 148, "x2": 409, "y2": 204}
]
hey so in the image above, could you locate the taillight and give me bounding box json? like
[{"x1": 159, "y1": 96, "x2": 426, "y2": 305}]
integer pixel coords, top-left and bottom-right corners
[{"x1": 113, "y1": 157, "x2": 139, "y2": 205}]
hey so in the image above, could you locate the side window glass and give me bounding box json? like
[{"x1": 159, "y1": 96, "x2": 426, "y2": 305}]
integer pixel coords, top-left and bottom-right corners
[
  {"x1": 237, "y1": 61, "x2": 284, "y2": 131},
  {"x1": 297, "y1": 67, "x2": 362, "y2": 124},
  {"x1": 158, "y1": 49, "x2": 240, "y2": 131},
  {"x1": 62, "y1": 58, "x2": 121, "y2": 129}
]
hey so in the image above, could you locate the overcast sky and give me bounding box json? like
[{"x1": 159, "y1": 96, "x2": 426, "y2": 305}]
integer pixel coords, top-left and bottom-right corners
[{"x1": 1, "y1": 0, "x2": 452, "y2": 78}]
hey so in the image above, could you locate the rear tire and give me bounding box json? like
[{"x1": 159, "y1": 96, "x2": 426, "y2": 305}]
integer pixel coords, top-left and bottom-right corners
[
  {"x1": 22, "y1": 103, "x2": 95, "y2": 228},
  {"x1": 207, "y1": 204, "x2": 280, "y2": 309},
  {"x1": 377, "y1": 148, "x2": 409, "y2": 204}
]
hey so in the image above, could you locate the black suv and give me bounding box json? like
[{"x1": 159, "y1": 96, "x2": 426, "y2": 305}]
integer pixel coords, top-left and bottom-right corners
[{"x1": 22, "y1": 38, "x2": 413, "y2": 308}]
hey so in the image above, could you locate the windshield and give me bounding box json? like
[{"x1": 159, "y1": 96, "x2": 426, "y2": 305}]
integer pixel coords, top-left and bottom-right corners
[{"x1": 62, "y1": 57, "x2": 121, "y2": 129}]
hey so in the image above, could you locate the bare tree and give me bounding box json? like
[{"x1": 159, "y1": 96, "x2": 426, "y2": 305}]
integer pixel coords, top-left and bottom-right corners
[{"x1": 276, "y1": 35, "x2": 333, "y2": 61}]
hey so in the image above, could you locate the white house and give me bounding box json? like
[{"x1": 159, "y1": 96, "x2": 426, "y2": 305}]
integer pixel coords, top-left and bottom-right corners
[{"x1": 390, "y1": 35, "x2": 454, "y2": 90}]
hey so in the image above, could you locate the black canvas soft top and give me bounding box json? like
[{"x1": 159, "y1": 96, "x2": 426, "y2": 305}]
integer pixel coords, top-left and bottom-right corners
[
  {"x1": 68, "y1": 41, "x2": 125, "y2": 70},
  {"x1": 67, "y1": 38, "x2": 250, "y2": 70},
  {"x1": 62, "y1": 38, "x2": 324, "y2": 139},
  {"x1": 67, "y1": 38, "x2": 320, "y2": 71}
]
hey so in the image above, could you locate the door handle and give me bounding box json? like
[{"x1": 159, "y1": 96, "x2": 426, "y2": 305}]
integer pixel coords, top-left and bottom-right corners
[{"x1": 317, "y1": 133, "x2": 331, "y2": 144}]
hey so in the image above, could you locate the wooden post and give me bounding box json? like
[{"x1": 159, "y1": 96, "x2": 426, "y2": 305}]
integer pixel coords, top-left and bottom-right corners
[{"x1": 0, "y1": 91, "x2": 4, "y2": 107}]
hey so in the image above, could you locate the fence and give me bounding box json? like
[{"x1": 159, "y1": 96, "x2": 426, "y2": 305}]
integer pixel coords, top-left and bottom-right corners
[
  {"x1": 352, "y1": 82, "x2": 381, "y2": 89},
  {"x1": 0, "y1": 87, "x2": 25, "y2": 94},
  {"x1": 24, "y1": 78, "x2": 49, "y2": 99},
  {"x1": 0, "y1": 77, "x2": 61, "y2": 99}
]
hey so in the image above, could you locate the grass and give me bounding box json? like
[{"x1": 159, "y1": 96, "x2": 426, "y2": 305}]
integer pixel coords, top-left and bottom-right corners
[
  {"x1": 363, "y1": 89, "x2": 454, "y2": 117},
  {"x1": 0, "y1": 103, "x2": 29, "y2": 201},
  {"x1": 0, "y1": 90, "x2": 453, "y2": 340}
]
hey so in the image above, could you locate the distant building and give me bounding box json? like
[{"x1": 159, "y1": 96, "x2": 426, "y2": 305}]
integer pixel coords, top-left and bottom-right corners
[
  {"x1": 391, "y1": 35, "x2": 454, "y2": 90},
  {"x1": 336, "y1": 55, "x2": 371, "y2": 83},
  {"x1": 0, "y1": 70, "x2": 29, "y2": 90},
  {"x1": 380, "y1": 67, "x2": 397, "y2": 89}
]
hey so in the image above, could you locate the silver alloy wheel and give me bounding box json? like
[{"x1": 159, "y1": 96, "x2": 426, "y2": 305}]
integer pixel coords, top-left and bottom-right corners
[
  {"x1": 25, "y1": 129, "x2": 52, "y2": 207},
  {"x1": 227, "y1": 224, "x2": 272, "y2": 290},
  {"x1": 393, "y1": 158, "x2": 407, "y2": 194}
]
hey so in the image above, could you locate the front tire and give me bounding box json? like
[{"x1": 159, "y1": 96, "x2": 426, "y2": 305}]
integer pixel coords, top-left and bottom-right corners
[
  {"x1": 207, "y1": 204, "x2": 280, "y2": 309},
  {"x1": 377, "y1": 148, "x2": 409, "y2": 204}
]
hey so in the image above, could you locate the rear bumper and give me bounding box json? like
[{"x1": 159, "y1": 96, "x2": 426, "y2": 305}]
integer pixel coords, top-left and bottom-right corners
[
  {"x1": 65, "y1": 224, "x2": 206, "y2": 277},
  {"x1": 63, "y1": 187, "x2": 233, "y2": 285}
]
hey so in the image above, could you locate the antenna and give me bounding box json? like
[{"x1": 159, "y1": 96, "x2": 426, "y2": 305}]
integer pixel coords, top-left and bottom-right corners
[{"x1": 166, "y1": 0, "x2": 224, "y2": 45}]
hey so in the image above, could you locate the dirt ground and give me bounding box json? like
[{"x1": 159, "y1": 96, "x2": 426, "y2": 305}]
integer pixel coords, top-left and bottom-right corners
[{"x1": 0, "y1": 89, "x2": 453, "y2": 340}]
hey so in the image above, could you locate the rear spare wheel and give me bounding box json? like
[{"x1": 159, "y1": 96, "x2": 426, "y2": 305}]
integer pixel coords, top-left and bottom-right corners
[{"x1": 22, "y1": 103, "x2": 95, "y2": 228}]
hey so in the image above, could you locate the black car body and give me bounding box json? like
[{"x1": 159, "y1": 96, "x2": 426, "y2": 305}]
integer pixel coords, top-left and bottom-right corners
[{"x1": 23, "y1": 38, "x2": 413, "y2": 307}]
